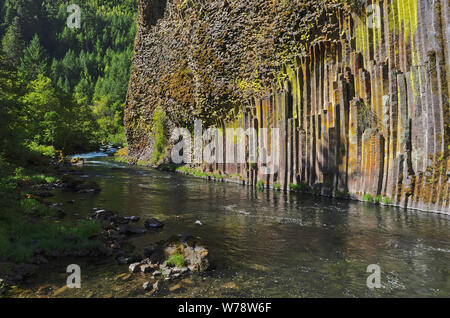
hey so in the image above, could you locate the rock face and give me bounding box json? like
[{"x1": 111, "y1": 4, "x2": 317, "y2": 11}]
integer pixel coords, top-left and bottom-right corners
[{"x1": 125, "y1": 0, "x2": 449, "y2": 214}]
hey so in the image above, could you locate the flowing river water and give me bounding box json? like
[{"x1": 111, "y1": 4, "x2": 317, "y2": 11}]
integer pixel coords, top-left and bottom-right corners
[{"x1": 13, "y1": 153, "x2": 450, "y2": 298}]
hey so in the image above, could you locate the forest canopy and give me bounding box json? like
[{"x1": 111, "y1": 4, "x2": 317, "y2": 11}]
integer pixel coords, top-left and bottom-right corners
[{"x1": 0, "y1": 0, "x2": 137, "y2": 156}]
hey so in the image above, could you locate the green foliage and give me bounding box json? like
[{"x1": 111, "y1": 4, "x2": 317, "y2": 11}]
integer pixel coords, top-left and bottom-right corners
[
  {"x1": 70, "y1": 220, "x2": 101, "y2": 239},
  {"x1": 0, "y1": 0, "x2": 137, "y2": 154},
  {"x1": 166, "y1": 254, "x2": 185, "y2": 267},
  {"x1": 383, "y1": 197, "x2": 392, "y2": 205},
  {"x1": 273, "y1": 182, "x2": 281, "y2": 190},
  {"x1": 20, "y1": 74, "x2": 98, "y2": 153},
  {"x1": 363, "y1": 193, "x2": 374, "y2": 203},
  {"x1": 374, "y1": 195, "x2": 382, "y2": 204},
  {"x1": 27, "y1": 142, "x2": 57, "y2": 158},
  {"x1": 0, "y1": 53, "x2": 27, "y2": 160},
  {"x1": 1, "y1": 16, "x2": 24, "y2": 67},
  {"x1": 0, "y1": 152, "x2": 102, "y2": 264},
  {"x1": 151, "y1": 107, "x2": 167, "y2": 165},
  {"x1": 256, "y1": 180, "x2": 265, "y2": 189},
  {"x1": 18, "y1": 34, "x2": 48, "y2": 80}
]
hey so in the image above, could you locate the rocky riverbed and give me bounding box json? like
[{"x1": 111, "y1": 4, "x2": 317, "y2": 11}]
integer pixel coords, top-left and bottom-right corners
[
  {"x1": 0, "y1": 152, "x2": 211, "y2": 298},
  {"x1": 2, "y1": 153, "x2": 449, "y2": 298}
]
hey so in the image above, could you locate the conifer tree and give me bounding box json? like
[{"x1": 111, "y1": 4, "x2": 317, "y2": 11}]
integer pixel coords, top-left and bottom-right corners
[{"x1": 18, "y1": 34, "x2": 48, "y2": 80}]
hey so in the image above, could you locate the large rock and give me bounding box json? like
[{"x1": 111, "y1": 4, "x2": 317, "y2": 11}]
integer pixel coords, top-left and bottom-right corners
[{"x1": 142, "y1": 234, "x2": 210, "y2": 273}]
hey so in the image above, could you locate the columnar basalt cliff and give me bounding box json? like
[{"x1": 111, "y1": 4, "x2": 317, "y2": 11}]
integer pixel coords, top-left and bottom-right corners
[{"x1": 125, "y1": 0, "x2": 449, "y2": 214}]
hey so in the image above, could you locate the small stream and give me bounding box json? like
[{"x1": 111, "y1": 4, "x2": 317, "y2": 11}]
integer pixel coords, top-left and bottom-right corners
[{"x1": 14, "y1": 153, "x2": 450, "y2": 297}]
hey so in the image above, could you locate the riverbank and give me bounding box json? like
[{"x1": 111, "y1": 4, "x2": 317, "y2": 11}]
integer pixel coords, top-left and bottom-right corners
[
  {"x1": 0, "y1": 150, "x2": 212, "y2": 298},
  {"x1": 0, "y1": 150, "x2": 115, "y2": 291}
]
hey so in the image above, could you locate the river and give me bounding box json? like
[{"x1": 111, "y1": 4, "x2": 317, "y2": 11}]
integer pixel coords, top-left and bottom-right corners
[{"x1": 15, "y1": 153, "x2": 450, "y2": 297}]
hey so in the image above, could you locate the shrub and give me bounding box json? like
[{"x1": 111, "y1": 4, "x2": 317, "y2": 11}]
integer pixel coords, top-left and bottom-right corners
[
  {"x1": 256, "y1": 180, "x2": 265, "y2": 189},
  {"x1": 274, "y1": 182, "x2": 281, "y2": 190},
  {"x1": 166, "y1": 254, "x2": 185, "y2": 267},
  {"x1": 27, "y1": 142, "x2": 57, "y2": 158},
  {"x1": 363, "y1": 193, "x2": 374, "y2": 203},
  {"x1": 107, "y1": 131, "x2": 127, "y2": 148},
  {"x1": 115, "y1": 147, "x2": 128, "y2": 157},
  {"x1": 71, "y1": 220, "x2": 101, "y2": 240},
  {"x1": 20, "y1": 198, "x2": 55, "y2": 217}
]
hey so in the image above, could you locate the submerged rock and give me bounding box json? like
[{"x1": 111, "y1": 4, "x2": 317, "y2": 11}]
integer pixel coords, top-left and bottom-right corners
[
  {"x1": 124, "y1": 216, "x2": 140, "y2": 222},
  {"x1": 144, "y1": 218, "x2": 164, "y2": 229}
]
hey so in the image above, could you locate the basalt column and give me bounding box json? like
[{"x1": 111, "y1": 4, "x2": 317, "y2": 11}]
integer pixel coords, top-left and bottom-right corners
[{"x1": 125, "y1": 0, "x2": 449, "y2": 214}]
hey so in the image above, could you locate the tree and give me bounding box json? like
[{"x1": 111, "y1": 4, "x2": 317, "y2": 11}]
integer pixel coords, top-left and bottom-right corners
[
  {"x1": 1, "y1": 16, "x2": 25, "y2": 67},
  {"x1": 18, "y1": 34, "x2": 48, "y2": 80},
  {"x1": 21, "y1": 74, "x2": 61, "y2": 145},
  {"x1": 0, "y1": 53, "x2": 26, "y2": 158}
]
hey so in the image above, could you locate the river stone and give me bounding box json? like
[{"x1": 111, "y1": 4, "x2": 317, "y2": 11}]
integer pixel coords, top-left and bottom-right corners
[
  {"x1": 53, "y1": 286, "x2": 69, "y2": 297},
  {"x1": 124, "y1": 216, "x2": 140, "y2": 222},
  {"x1": 143, "y1": 281, "x2": 152, "y2": 291},
  {"x1": 169, "y1": 283, "x2": 186, "y2": 293},
  {"x1": 129, "y1": 263, "x2": 140, "y2": 273},
  {"x1": 143, "y1": 281, "x2": 160, "y2": 294},
  {"x1": 222, "y1": 282, "x2": 238, "y2": 289},
  {"x1": 181, "y1": 278, "x2": 194, "y2": 287},
  {"x1": 116, "y1": 256, "x2": 128, "y2": 265},
  {"x1": 141, "y1": 264, "x2": 153, "y2": 273},
  {"x1": 144, "y1": 218, "x2": 164, "y2": 229},
  {"x1": 144, "y1": 247, "x2": 165, "y2": 264}
]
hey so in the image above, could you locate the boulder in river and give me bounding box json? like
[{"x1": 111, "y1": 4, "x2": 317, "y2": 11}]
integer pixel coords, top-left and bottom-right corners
[
  {"x1": 135, "y1": 234, "x2": 211, "y2": 278},
  {"x1": 129, "y1": 263, "x2": 140, "y2": 273},
  {"x1": 144, "y1": 218, "x2": 164, "y2": 229}
]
